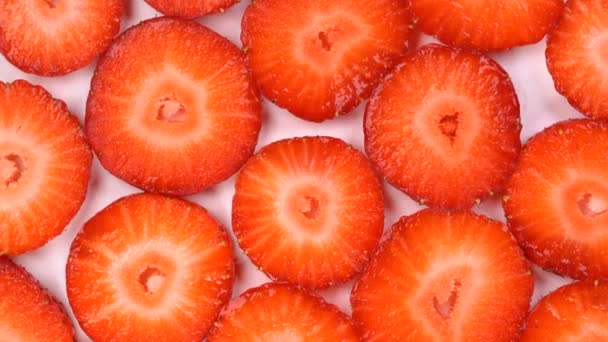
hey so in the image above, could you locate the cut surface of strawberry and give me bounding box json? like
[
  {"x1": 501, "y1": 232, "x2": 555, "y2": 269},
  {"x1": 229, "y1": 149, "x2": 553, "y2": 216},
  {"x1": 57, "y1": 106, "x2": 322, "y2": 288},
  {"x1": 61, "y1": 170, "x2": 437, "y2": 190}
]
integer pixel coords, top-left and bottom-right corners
[
  {"x1": 66, "y1": 193, "x2": 235, "y2": 341},
  {"x1": 522, "y1": 281, "x2": 608, "y2": 341},
  {"x1": 0, "y1": 257, "x2": 74, "y2": 341},
  {"x1": 145, "y1": 0, "x2": 238, "y2": 18},
  {"x1": 351, "y1": 209, "x2": 533, "y2": 341},
  {"x1": 0, "y1": 0, "x2": 124, "y2": 76},
  {"x1": 232, "y1": 136, "x2": 384, "y2": 289},
  {"x1": 364, "y1": 44, "x2": 521, "y2": 209},
  {"x1": 241, "y1": 0, "x2": 409, "y2": 122},
  {"x1": 505, "y1": 119, "x2": 608, "y2": 280},
  {"x1": 208, "y1": 282, "x2": 360, "y2": 341},
  {"x1": 546, "y1": 0, "x2": 608, "y2": 120},
  {"x1": 86, "y1": 17, "x2": 262, "y2": 195},
  {"x1": 0, "y1": 80, "x2": 92, "y2": 255}
]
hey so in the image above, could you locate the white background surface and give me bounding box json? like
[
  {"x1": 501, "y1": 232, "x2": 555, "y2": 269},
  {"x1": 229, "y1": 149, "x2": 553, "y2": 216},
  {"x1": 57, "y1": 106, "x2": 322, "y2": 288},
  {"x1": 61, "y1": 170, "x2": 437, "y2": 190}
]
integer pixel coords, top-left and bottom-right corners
[{"x1": 0, "y1": 1, "x2": 579, "y2": 341}]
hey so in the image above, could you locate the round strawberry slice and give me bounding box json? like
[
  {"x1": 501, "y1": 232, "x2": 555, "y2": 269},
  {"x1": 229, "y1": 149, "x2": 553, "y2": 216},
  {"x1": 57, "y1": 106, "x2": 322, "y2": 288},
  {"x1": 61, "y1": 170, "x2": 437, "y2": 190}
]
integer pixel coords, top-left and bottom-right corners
[
  {"x1": 145, "y1": 0, "x2": 238, "y2": 18},
  {"x1": 364, "y1": 44, "x2": 521, "y2": 209},
  {"x1": 410, "y1": 0, "x2": 563, "y2": 51},
  {"x1": 66, "y1": 193, "x2": 235, "y2": 341},
  {"x1": 0, "y1": 80, "x2": 92, "y2": 255},
  {"x1": 240, "y1": 0, "x2": 409, "y2": 122},
  {"x1": 547, "y1": 0, "x2": 608, "y2": 120},
  {"x1": 86, "y1": 17, "x2": 262, "y2": 195},
  {"x1": 504, "y1": 119, "x2": 608, "y2": 280},
  {"x1": 351, "y1": 209, "x2": 534, "y2": 341},
  {"x1": 207, "y1": 283, "x2": 360, "y2": 341},
  {"x1": 0, "y1": 0, "x2": 123, "y2": 76},
  {"x1": 522, "y1": 281, "x2": 608, "y2": 340},
  {"x1": 232, "y1": 136, "x2": 384, "y2": 289}
]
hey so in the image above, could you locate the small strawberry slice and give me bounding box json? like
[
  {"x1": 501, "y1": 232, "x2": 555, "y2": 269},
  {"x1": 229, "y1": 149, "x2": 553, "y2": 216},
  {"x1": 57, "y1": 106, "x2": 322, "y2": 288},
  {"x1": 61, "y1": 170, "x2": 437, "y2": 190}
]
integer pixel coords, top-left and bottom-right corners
[
  {"x1": 546, "y1": 0, "x2": 608, "y2": 120},
  {"x1": 0, "y1": 80, "x2": 92, "y2": 255},
  {"x1": 145, "y1": 0, "x2": 238, "y2": 18},
  {"x1": 208, "y1": 283, "x2": 360, "y2": 341},
  {"x1": 241, "y1": 0, "x2": 409, "y2": 122},
  {"x1": 504, "y1": 119, "x2": 608, "y2": 280},
  {"x1": 86, "y1": 17, "x2": 262, "y2": 195},
  {"x1": 522, "y1": 281, "x2": 608, "y2": 340},
  {"x1": 232, "y1": 136, "x2": 384, "y2": 289},
  {"x1": 66, "y1": 193, "x2": 235, "y2": 341},
  {"x1": 0, "y1": 257, "x2": 74, "y2": 341},
  {"x1": 351, "y1": 209, "x2": 533, "y2": 341},
  {"x1": 0, "y1": 0, "x2": 123, "y2": 76},
  {"x1": 364, "y1": 44, "x2": 521, "y2": 209},
  {"x1": 410, "y1": 0, "x2": 563, "y2": 51}
]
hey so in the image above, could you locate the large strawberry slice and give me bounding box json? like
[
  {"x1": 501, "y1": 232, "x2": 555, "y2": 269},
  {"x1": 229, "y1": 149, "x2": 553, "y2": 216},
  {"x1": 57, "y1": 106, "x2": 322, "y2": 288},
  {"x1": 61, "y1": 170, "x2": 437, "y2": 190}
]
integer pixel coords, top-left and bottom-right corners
[
  {"x1": 145, "y1": 0, "x2": 238, "y2": 18},
  {"x1": 0, "y1": 80, "x2": 92, "y2": 255},
  {"x1": 504, "y1": 119, "x2": 608, "y2": 280},
  {"x1": 241, "y1": 0, "x2": 409, "y2": 122},
  {"x1": 546, "y1": 0, "x2": 608, "y2": 120},
  {"x1": 66, "y1": 193, "x2": 235, "y2": 341},
  {"x1": 232, "y1": 136, "x2": 384, "y2": 289},
  {"x1": 0, "y1": 257, "x2": 74, "y2": 341},
  {"x1": 351, "y1": 209, "x2": 534, "y2": 341},
  {"x1": 522, "y1": 281, "x2": 608, "y2": 340},
  {"x1": 410, "y1": 0, "x2": 563, "y2": 51},
  {"x1": 364, "y1": 44, "x2": 521, "y2": 209},
  {"x1": 86, "y1": 17, "x2": 262, "y2": 195},
  {"x1": 0, "y1": 0, "x2": 123, "y2": 76},
  {"x1": 208, "y1": 283, "x2": 360, "y2": 341}
]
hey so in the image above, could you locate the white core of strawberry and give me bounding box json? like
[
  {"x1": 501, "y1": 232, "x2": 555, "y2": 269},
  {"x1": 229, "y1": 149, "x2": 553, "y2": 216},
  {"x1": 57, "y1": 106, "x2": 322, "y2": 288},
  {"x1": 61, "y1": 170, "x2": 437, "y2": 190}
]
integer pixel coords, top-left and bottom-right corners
[
  {"x1": 577, "y1": 193, "x2": 608, "y2": 218},
  {"x1": 156, "y1": 97, "x2": 187, "y2": 123},
  {"x1": 139, "y1": 267, "x2": 166, "y2": 294},
  {"x1": 1, "y1": 154, "x2": 25, "y2": 187},
  {"x1": 433, "y1": 279, "x2": 461, "y2": 319}
]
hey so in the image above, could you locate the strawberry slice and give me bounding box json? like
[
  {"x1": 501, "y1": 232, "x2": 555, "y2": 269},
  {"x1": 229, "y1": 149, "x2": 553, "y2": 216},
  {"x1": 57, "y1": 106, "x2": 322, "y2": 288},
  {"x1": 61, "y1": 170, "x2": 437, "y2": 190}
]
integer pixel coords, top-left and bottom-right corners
[
  {"x1": 410, "y1": 0, "x2": 563, "y2": 51},
  {"x1": 0, "y1": 80, "x2": 92, "y2": 255},
  {"x1": 145, "y1": 0, "x2": 238, "y2": 18},
  {"x1": 504, "y1": 119, "x2": 608, "y2": 280},
  {"x1": 86, "y1": 17, "x2": 262, "y2": 195},
  {"x1": 208, "y1": 283, "x2": 360, "y2": 341},
  {"x1": 351, "y1": 209, "x2": 534, "y2": 341},
  {"x1": 522, "y1": 281, "x2": 608, "y2": 340},
  {"x1": 0, "y1": 0, "x2": 123, "y2": 76},
  {"x1": 66, "y1": 193, "x2": 235, "y2": 341},
  {"x1": 0, "y1": 257, "x2": 74, "y2": 341},
  {"x1": 240, "y1": 0, "x2": 409, "y2": 122},
  {"x1": 232, "y1": 136, "x2": 384, "y2": 289},
  {"x1": 546, "y1": 0, "x2": 608, "y2": 120},
  {"x1": 364, "y1": 44, "x2": 521, "y2": 209}
]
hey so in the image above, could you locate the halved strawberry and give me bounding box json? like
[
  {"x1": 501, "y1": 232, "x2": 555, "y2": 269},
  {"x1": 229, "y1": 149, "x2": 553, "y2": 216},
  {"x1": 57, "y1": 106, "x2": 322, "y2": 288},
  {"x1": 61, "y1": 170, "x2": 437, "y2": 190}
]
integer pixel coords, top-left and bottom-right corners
[
  {"x1": 66, "y1": 193, "x2": 235, "y2": 341},
  {"x1": 241, "y1": 0, "x2": 409, "y2": 122},
  {"x1": 208, "y1": 282, "x2": 360, "y2": 341},
  {"x1": 232, "y1": 136, "x2": 384, "y2": 289},
  {"x1": 410, "y1": 0, "x2": 563, "y2": 51},
  {"x1": 364, "y1": 44, "x2": 521, "y2": 209},
  {"x1": 522, "y1": 281, "x2": 608, "y2": 340},
  {"x1": 351, "y1": 209, "x2": 534, "y2": 341},
  {"x1": 145, "y1": 0, "x2": 238, "y2": 18},
  {"x1": 0, "y1": 0, "x2": 123, "y2": 76},
  {"x1": 0, "y1": 80, "x2": 92, "y2": 255},
  {"x1": 86, "y1": 17, "x2": 262, "y2": 195},
  {"x1": 0, "y1": 257, "x2": 74, "y2": 341},
  {"x1": 546, "y1": 0, "x2": 608, "y2": 120},
  {"x1": 504, "y1": 119, "x2": 608, "y2": 280}
]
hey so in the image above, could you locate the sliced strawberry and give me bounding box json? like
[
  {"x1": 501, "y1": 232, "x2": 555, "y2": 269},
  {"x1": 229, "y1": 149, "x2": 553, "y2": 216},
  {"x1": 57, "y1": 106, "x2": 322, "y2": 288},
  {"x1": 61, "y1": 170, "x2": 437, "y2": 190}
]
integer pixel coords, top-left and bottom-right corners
[
  {"x1": 364, "y1": 44, "x2": 521, "y2": 209},
  {"x1": 86, "y1": 17, "x2": 262, "y2": 195},
  {"x1": 351, "y1": 209, "x2": 534, "y2": 341},
  {"x1": 0, "y1": 0, "x2": 123, "y2": 76},
  {"x1": 546, "y1": 0, "x2": 608, "y2": 120},
  {"x1": 504, "y1": 119, "x2": 608, "y2": 280},
  {"x1": 241, "y1": 0, "x2": 409, "y2": 122},
  {"x1": 522, "y1": 281, "x2": 608, "y2": 340},
  {"x1": 208, "y1": 282, "x2": 360, "y2": 341},
  {"x1": 145, "y1": 0, "x2": 238, "y2": 18},
  {"x1": 0, "y1": 80, "x2": 92, "y2": 255},
  {"x1": 410, "y1": 0, "x2": 563, "y2": 51},
  {"x1": 66, "y1": 193, "x2": 235, "y2": 341},
  {"x1": 232, "y1": 136, "x2": 384, "y2": 289}
]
